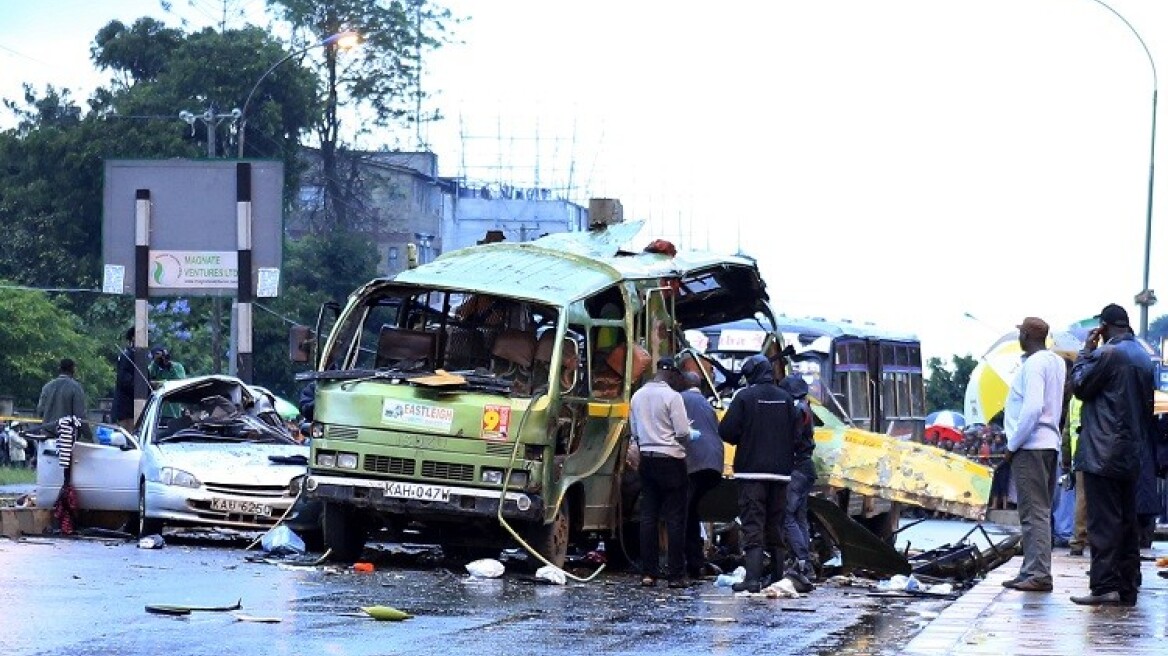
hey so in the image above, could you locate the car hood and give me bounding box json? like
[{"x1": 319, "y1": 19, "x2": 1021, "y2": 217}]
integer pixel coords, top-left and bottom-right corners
[{"x1": 155, "y1": 442, "x2": 308, "y2": 486}]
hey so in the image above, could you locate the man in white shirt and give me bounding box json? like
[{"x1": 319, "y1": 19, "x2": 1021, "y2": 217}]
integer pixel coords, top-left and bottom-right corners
[
  {"x1": 1001, "y1": 317, "x2": 1066, "y2": 593},
  {"x1": 630, "y1": 357, "x2": 692, "y2": 588}
]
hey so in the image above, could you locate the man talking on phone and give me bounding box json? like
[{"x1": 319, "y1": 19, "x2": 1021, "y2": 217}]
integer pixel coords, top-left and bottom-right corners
[{"x1": 1069, "y1": 304, "x2": 1155, "y2": 606}]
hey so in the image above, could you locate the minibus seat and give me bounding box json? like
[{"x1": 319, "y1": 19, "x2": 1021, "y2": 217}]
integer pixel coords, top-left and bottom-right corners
[
  {"x1": 376, "y1": 325, "x2": 436, "y2": 369},
  {"x1": 491, "y1": 328, "x2": 536, "y2": 368}
]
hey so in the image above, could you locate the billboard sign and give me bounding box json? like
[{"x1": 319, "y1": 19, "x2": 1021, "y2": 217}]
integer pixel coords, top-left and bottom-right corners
[{"x1": 102, "y1": 159, "x2": 283, "y2": 297}]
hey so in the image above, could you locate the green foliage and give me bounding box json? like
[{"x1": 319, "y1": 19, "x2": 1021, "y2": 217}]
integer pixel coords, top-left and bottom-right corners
[
  {"x1": 0, "y1": 9, "x2": 453, "y2": 405},
  {"x1": 1149, "y1": 313, "x2": 1168, "y2": 347},
  {"x1": 925, "y1": 354, "x2": 978, "y2": 415},
  {"x1": 0, "y1": 466, "x2": 36, "y2": 486},
  {"x1": 0, "y1": 287, "x2": 115, "y2": 409},
  {"x1": 252, "y1": 232, "x2": 380, "y2": 397},
  {"x1": 0, "y1": 86, "x2": 193, "y2": 291},
  {"x1": 91, "y1": 18, "x2": 185, "y2": 83}
]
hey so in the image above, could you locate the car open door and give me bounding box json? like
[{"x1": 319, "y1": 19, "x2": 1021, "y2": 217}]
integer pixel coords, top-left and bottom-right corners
[{"x1": 36, "y1": 423, "x2": 140, "y2": 512}]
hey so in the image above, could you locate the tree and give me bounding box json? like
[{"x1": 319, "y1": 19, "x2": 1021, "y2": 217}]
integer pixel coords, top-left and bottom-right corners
[
  {"x1": 1149, "y1": 313, "x2": 1168, "y2": 347},
  {"x1": 925, "y1": 354, "x2": 978, "y2": 414},
  {"x1": 0, "y1": 287, "x2": 114, "y2": 410},
  {"x1": 0, "y1": 19, "x2": 326, "y2": 400},
  {"x1": 251, "y1": 231, "x2": 381, "y2": 398},
  {"x1": 266, "y1": 0, "x2": 455, "y2": 231}
]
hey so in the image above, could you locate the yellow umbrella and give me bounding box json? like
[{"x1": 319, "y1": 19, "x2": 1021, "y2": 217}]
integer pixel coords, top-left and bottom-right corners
[
  {"x1": 965, "y1": 330, "x2": 1083, "y2": 425},
  {"x1": 964, "y1": 361, "x2": 1009, "y2": 425}
]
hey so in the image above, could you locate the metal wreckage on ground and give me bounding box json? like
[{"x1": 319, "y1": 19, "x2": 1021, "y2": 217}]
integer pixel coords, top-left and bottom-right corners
[{"x1": 296, "y1": 199, "x2": 1002, "y2": 580}]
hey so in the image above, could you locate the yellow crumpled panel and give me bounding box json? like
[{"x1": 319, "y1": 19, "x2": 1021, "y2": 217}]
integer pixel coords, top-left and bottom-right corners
[{"x1": 723, "y1": 424, "x2": 992, "y2": 520}]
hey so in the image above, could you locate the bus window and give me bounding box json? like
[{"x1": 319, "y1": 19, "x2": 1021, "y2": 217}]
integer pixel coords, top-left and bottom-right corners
[
  {"x1": 836, "y1": 370, "x2": 870, "y2": 423},
  {"x1": 910, "y1": 372, "x2": 925, "y2": 417},
  {"x1": 882, "y1": 372, "x2": 897, "y2": 420}
]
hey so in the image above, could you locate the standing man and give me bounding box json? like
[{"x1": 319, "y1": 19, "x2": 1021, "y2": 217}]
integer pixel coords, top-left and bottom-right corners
[
  {"x1": 719, "y1": 353, "x2": 799, "y2": 593},
  {"x1": 679, "y1": 371, "x2": 724, "y2": 580},
  {"x1": 111, "y1": 328, "x2": 138, "y2": 430},
  {"x1": 37, "y1": 358, "x2": 88, "y2": 427},
  {"x1": 148, "y1": 346, "x2": 187, "y2": 382},
  {"x1": 630, "y1": 357, "x2": 692, "y2": 588},
  {"x1": 1070, "y1": 303, "x2": 1155, "y2": 606},
  {"x1": 1000, "y1": 317, "x2": 1066, "y2": 593},
  {"x1": 779, "y1": 374, "x2": 818, "y2": 592}
]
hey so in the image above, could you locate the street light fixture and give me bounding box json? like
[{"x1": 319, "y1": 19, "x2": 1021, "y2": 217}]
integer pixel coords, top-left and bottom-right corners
[
  {"x1": 179, "y1": 106, "x2": 242, "y2": 158},
  {"x1": 1088, "y1": 0, "x2": 1158, "y2": 337},
  {"x1": 237, "y1": 31, "x2": 360, "y2": 158}
]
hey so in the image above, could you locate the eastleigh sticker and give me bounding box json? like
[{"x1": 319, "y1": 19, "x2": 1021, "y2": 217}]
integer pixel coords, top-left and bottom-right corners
[{"x1": 382, "y1": 399, "x2": 454, "y2": 431}]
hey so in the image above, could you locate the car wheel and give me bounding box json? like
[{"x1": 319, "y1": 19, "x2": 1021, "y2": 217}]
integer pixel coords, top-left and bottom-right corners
[
  {"x1": 527, "y1": 501, "x2": 570, "y2": 568},
  {"x1": 138, "y1": 481, "x2": 163, "y2": 536},
  {"x1": 322, "y1": 502, "x2": 367, "y2": 562}
]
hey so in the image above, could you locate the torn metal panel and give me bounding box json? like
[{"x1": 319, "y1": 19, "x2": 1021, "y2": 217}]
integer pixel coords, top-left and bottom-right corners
[
  {"x1": 720, "y1": 404, "x2": 991, "y2": 520},
  {"x1": 810, "y1": 405, "x2": 992, "y2": 521},
  {"x1": 808, "y1": 495, "x2": 911, "y2": 577}
]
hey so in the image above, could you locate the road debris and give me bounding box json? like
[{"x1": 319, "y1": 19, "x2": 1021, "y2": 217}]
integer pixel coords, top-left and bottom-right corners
[
  {"x1": 534, "y1": 565, "x2": 567, "y2": 585},
  {"x1": 360, "y1": 605, "x2": 413, "y2": 621},
  {"x1": 145, "y1": 598, "x2": 242, "y2": 616},
  {"x1": 138, "y1": 534, "x2": 165, "y2": 549},
  {"x1": 465, "y1": 558, "x2": 505, "y2": 578}
]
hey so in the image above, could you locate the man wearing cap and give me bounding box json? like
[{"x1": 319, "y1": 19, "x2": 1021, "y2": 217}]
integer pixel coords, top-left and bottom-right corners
[
  {"x1": 629, "y1": 356, "x2": 692, "y2": 588},
  {"x1": 999, "y1": 317, "x2": 1065, "y2": 593},
  {"x1": 1069, "y1": 303, "x2": 1156, "y2": 606},
  {"x1": 719, "y1": 353, "x2": 799, "y2": 593}
]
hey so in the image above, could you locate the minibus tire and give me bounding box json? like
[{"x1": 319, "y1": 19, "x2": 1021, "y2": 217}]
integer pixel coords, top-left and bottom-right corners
[{"x1": 528, "y1": 503, "x2": 570, "y2": 568}]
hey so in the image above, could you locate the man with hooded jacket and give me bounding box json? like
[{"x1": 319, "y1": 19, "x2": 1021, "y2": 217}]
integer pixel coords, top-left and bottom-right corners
[
  {"x1": 719, "y1": 353, "x2": 799, "y2": 593},
  {"x1": 778, "y1": 374, "x2": 817, "y2": 592},
  {"x1": 1069, "y1": 303, "x2": 1156, "y2": 606}
]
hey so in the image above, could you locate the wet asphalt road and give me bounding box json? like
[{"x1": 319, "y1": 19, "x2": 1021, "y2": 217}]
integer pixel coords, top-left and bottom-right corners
[{"x1": 0, "y1": 532, "x2": 957, "y2": 656}]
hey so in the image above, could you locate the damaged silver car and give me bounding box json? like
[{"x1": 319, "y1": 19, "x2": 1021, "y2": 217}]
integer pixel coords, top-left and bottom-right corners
[{"x1": 134, "y1": 375, "x2": 317, "y2": 537}]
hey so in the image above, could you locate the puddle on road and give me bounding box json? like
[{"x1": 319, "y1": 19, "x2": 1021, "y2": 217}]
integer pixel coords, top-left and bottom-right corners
[{"x1": 813, "y1": 601, "x2": 943, "y2": 656}]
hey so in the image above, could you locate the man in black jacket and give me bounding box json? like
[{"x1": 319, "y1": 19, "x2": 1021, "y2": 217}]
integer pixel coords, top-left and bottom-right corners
[
  {"x1": 111, "y1": 328, "x2": 137, "y2": 430},
  {"x1": 779, "y1": 374, "x2": 817, "y2": 592},
  {"x1": 1069, "y1": 303, "x2": 1156, "y2": 606},
  {"x1": 719, "y1": 353, "x2": 799, "y2": 593}
]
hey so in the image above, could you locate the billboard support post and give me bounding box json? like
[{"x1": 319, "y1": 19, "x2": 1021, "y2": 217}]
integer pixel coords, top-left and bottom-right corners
[
  {"x1": 133, "y1": 189, "x2": 152, "y2": 420},
  {"x1": 236, "y1": 163, "x2": 254, "y2": 383}
]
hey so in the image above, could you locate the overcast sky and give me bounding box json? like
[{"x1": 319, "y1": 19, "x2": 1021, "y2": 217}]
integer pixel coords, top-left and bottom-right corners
[{"x1": 2, "y1": 0, "x2": 1167, "y2": 364}]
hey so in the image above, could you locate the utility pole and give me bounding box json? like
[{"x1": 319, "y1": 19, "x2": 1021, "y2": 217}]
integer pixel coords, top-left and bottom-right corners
[{"x1": 178, "y1": 106, "x2": 241, "y2": 374}]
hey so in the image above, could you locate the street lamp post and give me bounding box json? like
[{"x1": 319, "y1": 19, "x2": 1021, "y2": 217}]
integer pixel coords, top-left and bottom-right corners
[
  {"x1": 236, "y1": 31, "x2": 358, "y2": 158},
  {"x1": 1089, "y1": 0, "x2": 1158, "y2": 337}
]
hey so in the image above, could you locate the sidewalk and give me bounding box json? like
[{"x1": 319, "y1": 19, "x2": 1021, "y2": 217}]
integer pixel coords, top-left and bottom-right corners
[{"x1": 903, "y1": 543, "x2": 1168, "y2": 655}]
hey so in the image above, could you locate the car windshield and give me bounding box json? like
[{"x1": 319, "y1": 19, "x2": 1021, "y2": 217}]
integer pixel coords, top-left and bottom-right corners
[{"x1": 153, "y1": 380, "x2": 295, "y2": 445}]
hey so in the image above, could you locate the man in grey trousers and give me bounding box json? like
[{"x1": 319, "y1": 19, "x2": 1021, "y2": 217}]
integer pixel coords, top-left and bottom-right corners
[{"x1": 1001, "y1": 317, "x2": 1066, "y2": 593}]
